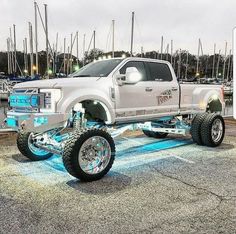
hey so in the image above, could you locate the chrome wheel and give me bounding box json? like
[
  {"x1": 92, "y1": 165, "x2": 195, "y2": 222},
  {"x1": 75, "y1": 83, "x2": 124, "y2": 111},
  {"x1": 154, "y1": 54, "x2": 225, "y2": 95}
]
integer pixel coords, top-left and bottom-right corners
[
  {"x1": 78, "y1": 136, "x2": 111, "y2": 175},
  {"x1": 211, "y1": 119, "x2": 223, "y2": 143},
  {"x1": 28, "y1": 133, "x2": 49, "y2": 156}
]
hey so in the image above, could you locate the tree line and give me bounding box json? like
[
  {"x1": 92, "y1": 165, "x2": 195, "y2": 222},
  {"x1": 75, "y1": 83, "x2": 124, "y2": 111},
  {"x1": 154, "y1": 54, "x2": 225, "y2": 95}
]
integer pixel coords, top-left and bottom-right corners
[{"x1": 0, "y1": 48, "x2": 233, "y2": 81}]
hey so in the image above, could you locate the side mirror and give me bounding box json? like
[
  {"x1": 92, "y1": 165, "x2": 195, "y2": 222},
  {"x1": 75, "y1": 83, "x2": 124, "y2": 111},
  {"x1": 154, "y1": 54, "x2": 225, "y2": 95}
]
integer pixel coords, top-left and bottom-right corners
[{"x1": 124, "y1": 67, "x2": 142, "y2": 84}]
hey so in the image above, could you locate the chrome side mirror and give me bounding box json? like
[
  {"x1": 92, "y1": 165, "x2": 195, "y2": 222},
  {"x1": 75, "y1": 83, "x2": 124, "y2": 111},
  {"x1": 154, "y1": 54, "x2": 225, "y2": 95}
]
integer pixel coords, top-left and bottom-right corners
[
  {"x1": 124, "y1": 67, "x2": 142, "y2": 84},
  {"x1": 115, "y1": 67, "x2": 142, "y2": 85}
]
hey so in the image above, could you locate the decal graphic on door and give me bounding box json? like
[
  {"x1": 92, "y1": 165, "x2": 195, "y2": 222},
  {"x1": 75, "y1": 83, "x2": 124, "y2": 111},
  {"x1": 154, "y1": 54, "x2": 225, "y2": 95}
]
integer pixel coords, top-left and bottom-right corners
[{"x1": 157, "y1": 90, "x2": 172, "y2": 105}]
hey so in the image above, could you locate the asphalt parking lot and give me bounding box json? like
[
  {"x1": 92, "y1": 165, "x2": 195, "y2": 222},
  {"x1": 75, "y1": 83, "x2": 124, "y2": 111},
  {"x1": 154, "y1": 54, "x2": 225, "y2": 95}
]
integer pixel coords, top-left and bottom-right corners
[{"x1": 0, "y1": 119, "x2": 236, "y2": 234}]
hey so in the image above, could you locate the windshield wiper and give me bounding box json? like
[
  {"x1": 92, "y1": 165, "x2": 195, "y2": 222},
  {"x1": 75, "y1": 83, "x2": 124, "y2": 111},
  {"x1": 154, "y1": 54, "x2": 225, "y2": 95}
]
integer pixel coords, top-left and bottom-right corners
[{"x1": 73, "y1": 74, "x2": 91, "y2": 77}]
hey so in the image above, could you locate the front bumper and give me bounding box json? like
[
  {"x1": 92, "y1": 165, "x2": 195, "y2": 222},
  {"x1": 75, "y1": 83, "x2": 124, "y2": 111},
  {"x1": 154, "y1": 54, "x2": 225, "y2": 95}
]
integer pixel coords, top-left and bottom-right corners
[{"x1": 7, "y1": 111, "x2": 68, "y2": 133}]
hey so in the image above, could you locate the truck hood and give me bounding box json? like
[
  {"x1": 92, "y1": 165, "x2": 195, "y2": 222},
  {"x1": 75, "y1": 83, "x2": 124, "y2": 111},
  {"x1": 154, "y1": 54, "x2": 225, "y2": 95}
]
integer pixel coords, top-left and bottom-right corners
[{"x1": 14, "y1": 77, "x2": 99, "y2": 89}]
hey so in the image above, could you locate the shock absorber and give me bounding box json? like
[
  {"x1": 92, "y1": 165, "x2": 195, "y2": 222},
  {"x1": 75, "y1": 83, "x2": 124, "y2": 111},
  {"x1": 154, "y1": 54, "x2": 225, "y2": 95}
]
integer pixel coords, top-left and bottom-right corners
[
  {"x1": 72, "y1": 103, "x2": 87, "y2": 129},
  {"x1": 73, "y1": 111, "x2": 87, "y2": 129}
]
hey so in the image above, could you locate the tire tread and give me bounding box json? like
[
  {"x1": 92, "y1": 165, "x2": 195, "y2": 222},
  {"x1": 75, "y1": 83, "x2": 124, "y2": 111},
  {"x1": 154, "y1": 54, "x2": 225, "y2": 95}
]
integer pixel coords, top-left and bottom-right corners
[
  {"x1": 62, "y1": 128, "x2": 115, "y2": 181},
  {"x1": 191, "y1": 113, "x2": 208, "y2": 145},
  {"x1": 201, "y1": 113, "x2": 225, "y2": 147},
  {"x1": 16, "y1": 132, "x2": 53, "y2": 161}
]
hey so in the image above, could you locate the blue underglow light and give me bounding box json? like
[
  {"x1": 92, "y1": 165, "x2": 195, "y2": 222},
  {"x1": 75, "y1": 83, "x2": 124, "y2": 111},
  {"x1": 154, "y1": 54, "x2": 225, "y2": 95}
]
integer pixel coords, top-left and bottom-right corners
[
  {"x1": 15, "y1": 135, "x2": 194, "y2": 185},
  {"x1": 7, "y1": 117, "x2": 17, "y2": 127},
  {"x1": 116, "y1": 139, "x2": 192, "y2": 158},
  {"x1": 34, "y1": 117, "x2": 48, "y2": 127},
  {"x1": 113, "y1": 138, "x2": 193, "y2": 170}
]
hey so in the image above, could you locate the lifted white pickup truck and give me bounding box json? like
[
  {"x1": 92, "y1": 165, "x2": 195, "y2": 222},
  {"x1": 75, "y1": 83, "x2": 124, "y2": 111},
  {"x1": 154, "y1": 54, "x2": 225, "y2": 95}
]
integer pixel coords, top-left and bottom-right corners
[{"x1": 7, "y1": 57, "x2": 225, "y2": 181}]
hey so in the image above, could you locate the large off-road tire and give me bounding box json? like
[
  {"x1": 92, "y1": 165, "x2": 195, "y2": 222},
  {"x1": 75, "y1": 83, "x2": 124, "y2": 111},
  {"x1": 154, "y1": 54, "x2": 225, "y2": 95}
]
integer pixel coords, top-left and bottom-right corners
[
  {"x1": 191, "y1": 113, "x2": 208, "y2": 145},
  {"x1": 142, "y1": 130, "x2": 168, "y2": 139},
  {"x1": 62, "y1": 129, "x2": 115, "y2": 181},
  {"x1": 17, "y1": 132, "x2": 53, "y2": 161},
  {"x1": 200, "y1": 113, "x2": 225, "y2": 147}
]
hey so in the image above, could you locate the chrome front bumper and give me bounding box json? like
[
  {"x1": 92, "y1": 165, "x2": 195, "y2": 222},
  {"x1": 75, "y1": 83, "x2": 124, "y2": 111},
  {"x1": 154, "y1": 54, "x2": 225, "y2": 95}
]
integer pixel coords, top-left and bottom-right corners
[{"x1": 6, "y1": 111, "x2": 68, "y2": 133}]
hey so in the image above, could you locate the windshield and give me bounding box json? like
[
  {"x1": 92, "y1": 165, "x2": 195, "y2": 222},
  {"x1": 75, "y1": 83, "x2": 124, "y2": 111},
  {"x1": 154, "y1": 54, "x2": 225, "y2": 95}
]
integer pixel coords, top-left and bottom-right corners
[{"x1": 72, "y1": 59, "x2": 123, "y2": 77}]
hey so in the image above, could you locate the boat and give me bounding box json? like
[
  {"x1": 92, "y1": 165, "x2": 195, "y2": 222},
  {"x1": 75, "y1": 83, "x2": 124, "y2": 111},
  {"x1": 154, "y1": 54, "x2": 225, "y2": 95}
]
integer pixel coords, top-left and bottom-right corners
[{"x1": 223, "y1": 82, "x2": 233, "y2": 96}]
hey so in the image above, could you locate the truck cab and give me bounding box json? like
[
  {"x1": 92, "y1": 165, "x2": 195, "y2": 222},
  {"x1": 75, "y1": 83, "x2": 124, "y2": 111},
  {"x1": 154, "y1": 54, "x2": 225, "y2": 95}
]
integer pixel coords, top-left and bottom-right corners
[{"x1": 110, "y1": 58, "x2": 180, "y2": 123}]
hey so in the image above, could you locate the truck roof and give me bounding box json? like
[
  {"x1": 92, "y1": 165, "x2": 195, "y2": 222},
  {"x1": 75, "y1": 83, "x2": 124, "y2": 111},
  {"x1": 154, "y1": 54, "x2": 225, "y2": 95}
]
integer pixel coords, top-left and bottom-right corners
[{"x1": 115, "y1": 57, "x2": 171, "y2": 65}]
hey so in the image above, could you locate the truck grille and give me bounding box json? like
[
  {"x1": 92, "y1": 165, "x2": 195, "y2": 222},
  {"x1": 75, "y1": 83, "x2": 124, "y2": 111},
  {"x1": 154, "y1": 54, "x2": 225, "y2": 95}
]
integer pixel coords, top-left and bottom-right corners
[{"x1": 9, "y1": 88, "x2": 44, "y2": 113}]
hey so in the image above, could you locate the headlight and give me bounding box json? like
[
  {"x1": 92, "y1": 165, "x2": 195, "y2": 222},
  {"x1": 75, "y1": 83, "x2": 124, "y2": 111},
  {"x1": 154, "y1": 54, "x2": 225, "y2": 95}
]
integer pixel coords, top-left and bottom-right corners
[{"x1": 40, "y1": 89, "x2": 61, "y2": 112}]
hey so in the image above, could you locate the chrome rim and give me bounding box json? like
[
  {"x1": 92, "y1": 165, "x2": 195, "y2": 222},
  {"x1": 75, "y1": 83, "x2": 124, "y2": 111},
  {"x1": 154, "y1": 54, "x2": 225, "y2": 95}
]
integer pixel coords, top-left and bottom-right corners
[
  {"x1": 211, "y1": 119, "x2": 223, "y2": 143},
  {"x1": 78, "y1": 136, "x2": 111, "y2": 175},
  {"x1": 28, "y1": 133, "x2": 49, "y2": 156}
]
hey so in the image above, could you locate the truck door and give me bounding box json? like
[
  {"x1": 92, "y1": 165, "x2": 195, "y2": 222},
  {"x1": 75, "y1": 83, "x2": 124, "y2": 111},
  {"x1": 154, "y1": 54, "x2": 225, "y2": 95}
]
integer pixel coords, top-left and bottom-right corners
[
  {"x1": 145, "y1": 61, "x2": 179, "y2": 115},
  {"x1": 114, "y1": 61, "x2": 154, "y2": 119}
]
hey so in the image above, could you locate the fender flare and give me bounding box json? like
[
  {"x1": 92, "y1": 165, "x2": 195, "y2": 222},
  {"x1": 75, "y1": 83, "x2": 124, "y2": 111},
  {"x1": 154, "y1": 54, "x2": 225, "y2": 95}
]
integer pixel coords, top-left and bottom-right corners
[
  {"x1": 60, "y1": 94, "x2": 115, "y2": 124},
  {"x1": 206, "y1": 95, "x2": 223, "y2": 112}
]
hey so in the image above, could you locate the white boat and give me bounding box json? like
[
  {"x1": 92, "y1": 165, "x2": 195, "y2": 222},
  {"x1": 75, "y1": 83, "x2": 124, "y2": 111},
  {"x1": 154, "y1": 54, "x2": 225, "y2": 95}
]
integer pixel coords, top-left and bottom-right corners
[
  {"x1": 0, "y1": 79, "x2": 11, "y2": 100},
  {"x1": 223, "y1": 83, "x2": 233, "y2": 96}
]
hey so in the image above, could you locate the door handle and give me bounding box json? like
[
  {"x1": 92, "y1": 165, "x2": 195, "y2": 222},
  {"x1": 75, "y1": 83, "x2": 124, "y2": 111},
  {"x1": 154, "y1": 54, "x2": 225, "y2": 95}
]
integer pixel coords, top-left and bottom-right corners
[
  {"x1": 145, "y1": 87, "x2": 153, "y2": 92},
  {"x1": 172, "y1": 87, "x2": 178, "y2": 91}
]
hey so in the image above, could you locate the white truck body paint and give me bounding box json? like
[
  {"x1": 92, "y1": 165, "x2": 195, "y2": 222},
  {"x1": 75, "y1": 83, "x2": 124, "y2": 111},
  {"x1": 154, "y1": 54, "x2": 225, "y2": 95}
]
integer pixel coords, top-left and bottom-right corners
[{"x1": 10, "y1": 57, "x2": 224, "y2": 131}]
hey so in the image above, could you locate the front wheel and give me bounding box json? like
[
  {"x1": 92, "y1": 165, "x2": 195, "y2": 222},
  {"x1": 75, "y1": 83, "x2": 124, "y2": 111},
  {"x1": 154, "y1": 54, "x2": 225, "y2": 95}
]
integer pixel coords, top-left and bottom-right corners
[
  {"x1": 17, "y1": 132, "x2": 53, "y2": 161},
  {"x1": 200, "y1": 114, "x2": 225, "y2": 147},
  {"x1": 62, "y1": 129, "x2": 115, "y2": 181}
]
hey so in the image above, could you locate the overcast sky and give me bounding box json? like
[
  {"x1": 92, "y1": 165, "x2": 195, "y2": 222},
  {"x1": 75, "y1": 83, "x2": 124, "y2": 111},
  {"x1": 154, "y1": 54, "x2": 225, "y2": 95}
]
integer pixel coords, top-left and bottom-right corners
[{"x1": 1, "y1": 0, "x2": 236, "y2": 58}]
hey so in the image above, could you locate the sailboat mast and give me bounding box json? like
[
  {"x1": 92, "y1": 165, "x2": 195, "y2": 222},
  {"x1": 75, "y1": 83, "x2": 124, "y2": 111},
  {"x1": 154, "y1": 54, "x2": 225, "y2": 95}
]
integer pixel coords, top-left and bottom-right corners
[
  {"x1": 34, "y1": 1, "x2": 39, "y2": 74},
  {"x1": 67, "y1": 46, "x2": 70, "y2": 76},
  {"x1": 29, "y1": 22, "x2": 34, "y2": 77},
  {"x1": 160, "y1": 36, "x2": 163, "y2": 60},
  {"x1": 83, "y1": 34, "x2": 85, "y2": 66},
  {"x1": 185, "y1": 51, "x2": 189, "y2": 79},
  {"x1": 13, "y1": 24, "x2": 17, "y2": 75},
  {"x1": 76, "y1": 31, "x2": 79, "y2": 65},
  {"x1": 165, "y1": 44, "x2": 169, "y2": 60},
  {"x1": 222, "y1": 41, "x2": 227, "y2": 82},
  {"x1": 93, "y1": 30, "x2": 96, "y2": 60},
  {"x1": 55, "y1": 32, "x2": 58, "y2": 74},
  {"x1": 216, "y1": 50, "x2": 221, "y2": 78},
  {"x1": 44, "y1": 4, "x2": 49, "y2": 77},
  {"x1": 226, "y1": 49, "x2": 231, "y2": 82},
  {"x1": 112, "y1": 20, "x2": 115, "y2": 58},
  {"x1": 170, "y1": 39, "x2": 173, "y2": 65},
  {"x1": 25, "y1": 38, "x2": 28, "y2": 73},
  {"x1": 196, "y1": 38, "x2": 200, "y2": 75},
  {"x1": 212, "y1": 43, "x2": 216, "y2": 78},
  {"x1": 23, "y1": 39, "x2": 26, "y2": 73},
  {"x1": 63, "y1": 37, "x2": 66, "y2": 74},
  {"x1": 177, "y1": 49, "x2": 182, "y2": 79},
  {"x1": 130, "y1": 11, "x2": 135, "y2": 56},
  {"x1": 205, "y1": 55, "x2": 209, "y2": 77},
  {"x1": 141, "y1": 46, "x2": 144, "y2": 58},
  {"x1": 7, "y1": 38, "x2": 10, "y2": 74},
  {"x1": 9, "y1": 28, "x2": 14, "y2": 73},
  {"x1": 70, "y1": 33, "x2": 73, "y2": 73}
]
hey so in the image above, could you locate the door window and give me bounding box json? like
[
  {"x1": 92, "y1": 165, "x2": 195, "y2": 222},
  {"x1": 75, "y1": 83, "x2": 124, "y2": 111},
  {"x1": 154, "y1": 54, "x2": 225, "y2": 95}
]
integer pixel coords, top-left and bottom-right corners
[
  {"x1": 119, "y1": 61, "x2": 147, "y2": 81},
  {"x1": 147, "y1": 62, "x2": 172, "y2": 82}
]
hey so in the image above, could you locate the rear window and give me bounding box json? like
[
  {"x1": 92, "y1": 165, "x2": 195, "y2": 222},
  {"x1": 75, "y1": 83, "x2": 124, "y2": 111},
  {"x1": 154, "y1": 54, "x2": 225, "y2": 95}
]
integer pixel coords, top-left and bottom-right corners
[{"x1": 147, "y1": 62, "x2": 172, "y2": 82}]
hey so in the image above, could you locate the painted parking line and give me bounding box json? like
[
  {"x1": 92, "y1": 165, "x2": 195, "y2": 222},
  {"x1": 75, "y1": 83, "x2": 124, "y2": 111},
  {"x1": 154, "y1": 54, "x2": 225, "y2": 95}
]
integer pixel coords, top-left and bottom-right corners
[{"x1": 172, "y1": 155, "x2": 195, "y2": 164}]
